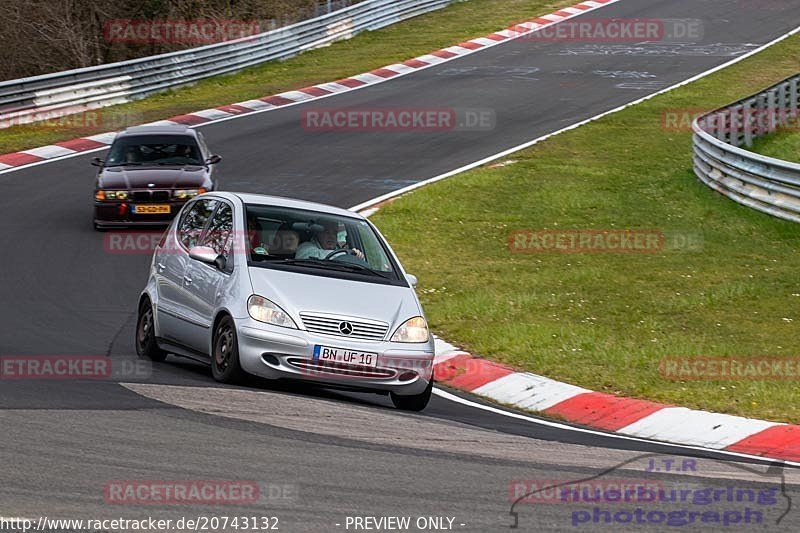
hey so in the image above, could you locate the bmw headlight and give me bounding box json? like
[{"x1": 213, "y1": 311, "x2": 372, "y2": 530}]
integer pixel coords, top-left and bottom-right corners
[
  {"x1": 391, "y1": 316, "x2": 429, "y2": 343},
  {"x1": 174, "y1": 188, "x2": 207, "y2": 200},
  {"x1": 95, "y1": 190, "x2": 129, "y2": 201},
  {"x1": 247, "y1": 295, "x2": 296, "y2": 328}
]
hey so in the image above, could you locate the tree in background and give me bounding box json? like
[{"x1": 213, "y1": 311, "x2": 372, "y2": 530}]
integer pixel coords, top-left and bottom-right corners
[{"x1": 0, "y1": 0, "x2": 340, "y2": 81}]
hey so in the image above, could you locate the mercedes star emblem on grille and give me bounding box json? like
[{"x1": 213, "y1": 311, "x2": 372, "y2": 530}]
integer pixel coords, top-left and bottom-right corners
[{"x1": 338, "y1": 321, "x2": 354, "y2": 335}]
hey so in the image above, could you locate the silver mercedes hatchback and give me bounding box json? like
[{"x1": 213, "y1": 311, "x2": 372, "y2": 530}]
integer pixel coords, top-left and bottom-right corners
[{"x1": 136, "y1": 192, "x2": 435, "y2": 410}]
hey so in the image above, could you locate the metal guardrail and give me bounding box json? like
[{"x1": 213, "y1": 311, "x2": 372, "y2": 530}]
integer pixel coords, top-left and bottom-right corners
[
  {"x1": 692, "y1": 74, "x2": 800, "y2": 223},
  {"x1": 0, "y1": 0, "x2": 454, "y2": 129}
]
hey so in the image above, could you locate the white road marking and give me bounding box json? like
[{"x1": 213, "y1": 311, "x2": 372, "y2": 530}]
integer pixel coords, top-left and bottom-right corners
[
  {"x1": 21, "y1": 145, "x2": 75, "y2": 159},
  {"x1": 314, "y1": 82, "x2": 355, "y2": 93},
  {"x1": 236, "y1": 99, "x2": 276, "y2": 110},
  {"x1": 189, "y1": 108, "x2": 235, "y2": 120},
  {"x1": 276, "y1": 90, "x2": 314, "y2": 101},
  {"x1": 618, "y1": 407, "x2": 781, "y2": 449},
  {"x1": 473, "y1": 373, "x2": 591, "y2": 412}
]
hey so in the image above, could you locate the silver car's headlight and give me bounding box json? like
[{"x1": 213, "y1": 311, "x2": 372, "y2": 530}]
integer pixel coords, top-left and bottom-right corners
[
  {"x1": 247, "y1": 295, "x2": 297, "y2": 328},
  {"x1": 391, "y1": 316, "x2": 429, "y2": 343}
]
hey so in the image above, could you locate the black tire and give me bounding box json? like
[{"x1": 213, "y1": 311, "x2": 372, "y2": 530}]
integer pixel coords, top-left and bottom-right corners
[
  {"x1": 211, "y1": 315, "x2": 246, "y2": 383},
  {"x1": 135, "y1": 300, "x2": 167, "y2": 362},
  {"x1": 390, "y1": 376, "x2": 433, "y2": 411}
]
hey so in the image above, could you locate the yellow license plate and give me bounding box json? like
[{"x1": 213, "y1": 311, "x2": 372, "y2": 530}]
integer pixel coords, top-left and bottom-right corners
[{"x1": 133, "y1": 204, "x2": 170, "y2": 215}]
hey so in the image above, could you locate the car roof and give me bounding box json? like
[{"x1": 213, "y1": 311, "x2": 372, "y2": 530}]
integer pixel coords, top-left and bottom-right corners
[
  {"x1": 117, "y1": 125, "x2": 197, "y2": 138},
  {"x1": 211, "y1": 192, "x2": 365, "y2": 220}
]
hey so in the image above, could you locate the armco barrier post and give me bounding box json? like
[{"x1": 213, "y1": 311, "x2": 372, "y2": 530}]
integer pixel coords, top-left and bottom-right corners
[
  {"x1": 767, "y1": 89, "x2": 776, "y2": 133},
  {"x1": 729, "y1": 104, "x2": 741, "y2": 146},
  {"x1": 717, "y1": 110, "x2": 728, "y2": 142},
  {"x1": 744, "y1": 100, "x2": 754, "y2": 147}
]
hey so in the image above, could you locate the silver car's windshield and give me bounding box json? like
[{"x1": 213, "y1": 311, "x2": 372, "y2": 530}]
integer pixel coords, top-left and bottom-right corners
[{"x1": 245, "y1": 203, "x2": 400, "y2": 281}]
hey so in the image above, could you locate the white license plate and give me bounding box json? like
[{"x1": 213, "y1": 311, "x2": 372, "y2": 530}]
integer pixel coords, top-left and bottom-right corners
[
  {"x1": 133, "y1": 204, "x2": 170, "y2": 214},
  {"x1": 313, "y1": 345, "x2": 378, "y2": 368}
]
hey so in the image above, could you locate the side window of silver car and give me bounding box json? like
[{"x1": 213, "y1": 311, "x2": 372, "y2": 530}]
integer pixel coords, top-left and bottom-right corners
[
  {"x1": 178, "y1": 199, "x2": 218, "y2": 250},
  {"x1": 201, "y1": 203, "x2": 234, "y2": 273}
]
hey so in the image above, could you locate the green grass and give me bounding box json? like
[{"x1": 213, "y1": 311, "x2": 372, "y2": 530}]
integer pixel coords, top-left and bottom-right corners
[
  {"x1": 749, "y1": 126, "x2": 800, "y2": 162},
  {"x1": 0, "y1": 0, "x2": 575, "y2": 155},
  {"x1": 371, "y1": 35, "x2": 800, "y2": 423}
]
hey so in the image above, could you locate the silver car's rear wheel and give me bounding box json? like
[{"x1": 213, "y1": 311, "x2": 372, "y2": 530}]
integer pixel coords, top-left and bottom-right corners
[
  {"x1": 211, "y1": 315, "x2": 246, "y2": 383},
  {"x1": 136, "y1": 300, "x2": 167, "y2": 362}
]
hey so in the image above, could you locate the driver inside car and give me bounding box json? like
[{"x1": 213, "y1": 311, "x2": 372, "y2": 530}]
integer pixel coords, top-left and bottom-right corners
[{"x1": 295, "y1": 220, "x2": 364, "y2": 260}]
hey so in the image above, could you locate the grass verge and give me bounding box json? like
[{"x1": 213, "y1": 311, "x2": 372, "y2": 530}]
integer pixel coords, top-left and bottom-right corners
[
  {"x1": 372, "y1": 35, "x2": 800, "y2": 423},
  {"x1": 750, "y1": 127, "x2": 800, "y2": 162},
  {"x1": 0, "y1": 0, "x2": 574, "y2": 155}
]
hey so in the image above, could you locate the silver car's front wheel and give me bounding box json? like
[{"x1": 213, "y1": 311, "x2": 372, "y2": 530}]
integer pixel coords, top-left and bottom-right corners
[
  {"x1": 136, "y1": 300, "x2": 167, "y2": 362},
  {"x1": 390, "y1": 373, "x2": 433, "y2": 411},
  {"x1": 211, "y1": 315, "x2": 246, "y2": 383}
]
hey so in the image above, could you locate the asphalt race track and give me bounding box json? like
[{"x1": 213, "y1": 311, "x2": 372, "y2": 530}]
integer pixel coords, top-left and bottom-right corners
[{"x1": 2, "y1": 0, "x2": 800, "y2": 530}]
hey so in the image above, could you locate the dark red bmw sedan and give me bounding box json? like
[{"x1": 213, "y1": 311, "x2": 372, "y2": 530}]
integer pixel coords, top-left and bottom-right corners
[{"x1": 93, "y1": 125, "x2": 221, "y2": 230}]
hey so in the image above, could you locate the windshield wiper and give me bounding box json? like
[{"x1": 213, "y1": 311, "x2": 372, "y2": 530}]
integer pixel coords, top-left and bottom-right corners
[
  {"x1": 105, "y1": 162, "x2": 144, "y2": 167},
  {"x1": 278, "y1": 258, "x2": 391, "y2": 279}
]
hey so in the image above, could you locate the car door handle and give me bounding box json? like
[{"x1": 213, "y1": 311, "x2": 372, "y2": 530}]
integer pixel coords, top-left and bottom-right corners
[
  {"x1": 157, "y1": 262, "x2": 166, "y2": 272},
  {"x1": 183, "y1": 275, "x2": 193, "y2": 284}
]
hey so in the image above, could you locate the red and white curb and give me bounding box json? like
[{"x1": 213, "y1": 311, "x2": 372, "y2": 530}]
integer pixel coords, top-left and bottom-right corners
[
  {"x1": 431, "y1": 338, "x2": 800, "y2": 462},
  {"x1": 0, "y1": 0, "x2": 620, "y2": 175}
]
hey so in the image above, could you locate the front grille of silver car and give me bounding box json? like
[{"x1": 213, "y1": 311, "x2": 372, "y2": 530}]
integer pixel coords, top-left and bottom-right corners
[
  {"x1": 286, "y1": 357, "x2": 396, "y2": 379},
  {"x1": 300, "y1": 312, "x2": 389, "y2": 341}
]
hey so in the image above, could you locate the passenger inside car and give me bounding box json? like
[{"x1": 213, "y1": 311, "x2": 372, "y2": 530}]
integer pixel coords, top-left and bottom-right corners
[
  {"x1": 247, "y1": 216, "x2": 270, "y2": 256},
  {"x1": 272, "y1": 229, "x2": 300, "y2": 255}
]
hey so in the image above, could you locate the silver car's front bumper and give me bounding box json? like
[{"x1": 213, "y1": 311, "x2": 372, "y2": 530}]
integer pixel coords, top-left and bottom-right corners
[{"x1": 236, "y1": 317, "x2": 435, "y2": 395}]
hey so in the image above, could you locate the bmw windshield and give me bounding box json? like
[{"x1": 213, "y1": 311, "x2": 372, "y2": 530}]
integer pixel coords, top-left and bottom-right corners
[{"x1": 105, "y1": 135, "x2": 203, "y2": 167}]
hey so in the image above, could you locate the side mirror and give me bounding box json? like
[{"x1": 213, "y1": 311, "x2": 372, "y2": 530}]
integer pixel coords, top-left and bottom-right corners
[
  {"x1": 206, "y1": 154, "x2": 222, "y2": 165},
  {"x1": 405, "y1": 274, "x2": 418, "y2": 288},
  {"x1": 189, "y1": 246, "x2": 225, "y2": 271},
  {"x1": 91, "y1": 157, "x2": 104, "y2": 167}
]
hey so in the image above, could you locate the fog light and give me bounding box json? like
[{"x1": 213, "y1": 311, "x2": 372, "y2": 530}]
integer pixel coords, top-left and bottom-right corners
[{"x1": 262, "y1": 353, "x2": 280, "y2": 365}]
